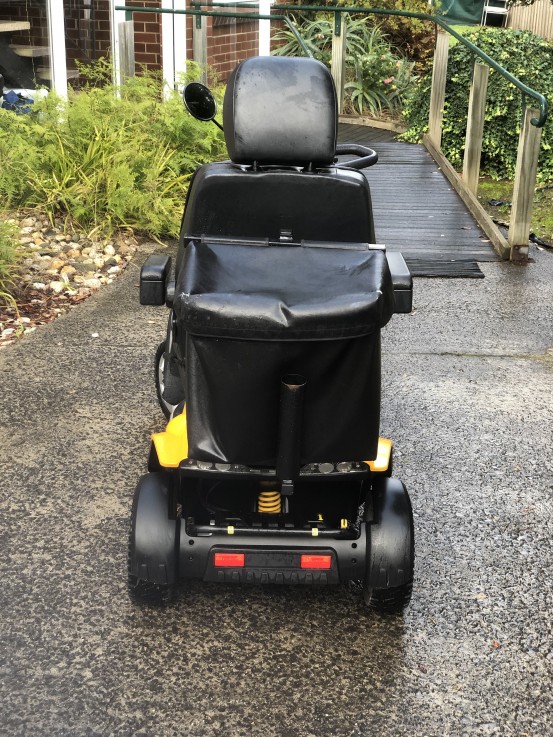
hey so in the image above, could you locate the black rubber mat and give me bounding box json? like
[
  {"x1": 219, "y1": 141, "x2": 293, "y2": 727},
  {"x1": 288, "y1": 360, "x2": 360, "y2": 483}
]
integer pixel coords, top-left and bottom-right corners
[{"x1": 403, "y1": 256, "x2": 484, "y2": 278}]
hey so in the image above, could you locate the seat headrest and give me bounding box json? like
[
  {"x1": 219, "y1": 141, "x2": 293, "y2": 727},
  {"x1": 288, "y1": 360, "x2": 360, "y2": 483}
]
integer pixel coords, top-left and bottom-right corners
[{"x1": 223, "y1": 56, "x2": 337, "y2": 166}]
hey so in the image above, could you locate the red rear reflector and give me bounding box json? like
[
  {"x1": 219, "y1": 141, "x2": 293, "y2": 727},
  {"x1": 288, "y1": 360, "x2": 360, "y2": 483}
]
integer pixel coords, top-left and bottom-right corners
[
  {"x1": 214, "y1": 552, "x2": 245, "y2": 568},
  {"x1": 300, "y1": 554, "x2": 332, "y2": 570}
]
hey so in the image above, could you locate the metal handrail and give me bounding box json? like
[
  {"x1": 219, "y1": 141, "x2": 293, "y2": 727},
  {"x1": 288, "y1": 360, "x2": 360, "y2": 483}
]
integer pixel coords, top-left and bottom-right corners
[
  {"x1": 190, "y1": 1, "x2": 549, "y2": 127},
  {"x1": 115, "y1": 3, "x2": 548, "y2": 127}
]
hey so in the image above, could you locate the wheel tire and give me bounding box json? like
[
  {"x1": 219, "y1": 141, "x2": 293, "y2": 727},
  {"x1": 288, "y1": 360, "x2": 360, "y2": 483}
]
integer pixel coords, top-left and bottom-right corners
[
  {"x1": 127, "y1": 570, "x2": 175, "y2": 607},
  {"x1": 127, "y1": 473, "x2": 178, "y2": 607},
  {"x1": 364, "y1": 581, "x2": 413, "y2": 615},
  {"x1": 364, "y1": 477, "x2": 414, "y2": 615},
  {"x1": 154, "y1": 341, "x2": 180, "y2": 419}
]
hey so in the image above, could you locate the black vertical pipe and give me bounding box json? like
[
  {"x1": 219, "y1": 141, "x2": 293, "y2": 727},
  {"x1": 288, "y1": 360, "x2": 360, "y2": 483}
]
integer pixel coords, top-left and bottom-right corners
[{"x1": 276, "y1": 374, "x2": 306, "y2": 490}]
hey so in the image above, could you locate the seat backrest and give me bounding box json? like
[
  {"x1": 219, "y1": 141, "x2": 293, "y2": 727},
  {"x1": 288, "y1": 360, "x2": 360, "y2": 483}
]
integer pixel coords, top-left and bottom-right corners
[
  {"x1": 179, "y1": 56, "x2": 376, "y2": 264},
  {"x1": 181, "y1": 162, "x2": 376, "y2": 244}
]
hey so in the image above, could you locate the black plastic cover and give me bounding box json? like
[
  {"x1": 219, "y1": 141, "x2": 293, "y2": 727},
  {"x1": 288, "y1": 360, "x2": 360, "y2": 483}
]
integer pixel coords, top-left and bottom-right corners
[
  {"x1": 175, "y1": 241, "x2": 394, "y2": 340},
  {"x1": 223, "y1": 56, "x2": 337, "y2": 166},
  {"x1": 174, "y1": 240, "x2": 394, "y2": 466},
  {"x1": 184, "y1": 331, "x2": 381, "y2": 466}
]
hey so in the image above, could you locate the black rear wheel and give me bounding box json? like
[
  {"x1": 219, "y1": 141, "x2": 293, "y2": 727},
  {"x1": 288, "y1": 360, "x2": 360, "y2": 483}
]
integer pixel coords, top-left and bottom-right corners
[
  {"x1": 127, "y1": 570, "x2": 175, "y2": 606},
  {"x1": 127, "y1": 473, "x2": 178, "y2": 607},
  {"x1": 155, "y1": 341, "x2": 184, "y2": 419},
  {"x1": 364, "y1": 582, "x2": 413, "y2": 614},
  {"x1": 364, "y1": 477, "x2": 414, "y2": 615}
]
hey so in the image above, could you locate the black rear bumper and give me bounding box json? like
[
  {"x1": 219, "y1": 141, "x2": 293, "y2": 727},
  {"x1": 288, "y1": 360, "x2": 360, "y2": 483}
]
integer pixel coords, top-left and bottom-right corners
[{"x1": 179, "y1": 524, "x2": 368, "y2": 585}]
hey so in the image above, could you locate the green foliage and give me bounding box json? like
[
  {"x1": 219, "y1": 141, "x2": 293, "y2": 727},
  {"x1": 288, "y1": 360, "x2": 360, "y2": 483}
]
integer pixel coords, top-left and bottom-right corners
[
  {"x1": 272, "y1": 15, "x2": 335, "y2": 64},
  {"x1": 273, "y1": 15, "x2": 417, "y2": 116},
  {"x1": 345, "y1": 22, "x2": 417, "y2": 116},
  {"x1": 0, "y1": 221, "x2": 19, "y2": 308},
  {"x1": 340, "y1": 0, "x2": 436, "y2": 71},
  {"x1": 402, "y1": 27, "x2": 553, "y2": 182},
  {"x1": 0, "y1": 60, "x2": 226, "y2": 237}
]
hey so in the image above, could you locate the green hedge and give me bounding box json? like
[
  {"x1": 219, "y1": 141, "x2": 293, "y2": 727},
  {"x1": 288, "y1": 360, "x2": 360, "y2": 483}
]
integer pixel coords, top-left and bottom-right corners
[{"x1": 402, "y1": 27, "x2": 553, "y2": 182}]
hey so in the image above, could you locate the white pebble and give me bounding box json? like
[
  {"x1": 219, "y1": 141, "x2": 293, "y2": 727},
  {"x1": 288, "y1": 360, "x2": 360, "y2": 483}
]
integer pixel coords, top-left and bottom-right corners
[{"x1": 49, "y1": 281, "x2": 65, "y2": 294}]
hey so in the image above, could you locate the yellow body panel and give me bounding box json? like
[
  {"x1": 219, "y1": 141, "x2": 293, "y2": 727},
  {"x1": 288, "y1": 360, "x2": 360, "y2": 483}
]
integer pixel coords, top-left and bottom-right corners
[
  {"x1": 367, "y1": 438, "x2": 393, "y2": 473},
  {"x1": 152, "y1": 412, "x2": 392, "y2": 475},
  {"x1": 151, "y1": 411, "x2": 189, "y2": 468}
]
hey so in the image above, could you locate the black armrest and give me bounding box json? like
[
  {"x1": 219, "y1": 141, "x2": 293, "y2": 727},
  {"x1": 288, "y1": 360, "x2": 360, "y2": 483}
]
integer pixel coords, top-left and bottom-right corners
[
  {"x1": 386, "y1": 252, "x2": 413, "y2": 314},
  {"x1": 140, "y1": 254, "x2": 172, "y2": 306}
]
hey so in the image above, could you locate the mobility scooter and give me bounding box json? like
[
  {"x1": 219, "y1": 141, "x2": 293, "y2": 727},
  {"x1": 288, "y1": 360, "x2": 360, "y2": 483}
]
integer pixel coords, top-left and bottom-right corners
[{"x1": 129, "y1": 55, "x2": 414, "y2": 613}]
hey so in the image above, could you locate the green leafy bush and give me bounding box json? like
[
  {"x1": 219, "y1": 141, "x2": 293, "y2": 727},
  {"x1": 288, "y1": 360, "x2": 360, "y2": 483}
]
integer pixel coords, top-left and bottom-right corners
[
  {"x1": 402, "y1": 27, "x2": 553, "y2": 182},
  {"x1": 345, "y1": 22, "x2": 417, "y2": 116},
  {"x1": 0, "y1": 60, "x2": 226, "y2": 237},
  {"x1": 273, "y1": 15, "x2": 417, "y2": 116},
  {"x1": 0, "y1": 221, "x2": 19, "y2": 308}
]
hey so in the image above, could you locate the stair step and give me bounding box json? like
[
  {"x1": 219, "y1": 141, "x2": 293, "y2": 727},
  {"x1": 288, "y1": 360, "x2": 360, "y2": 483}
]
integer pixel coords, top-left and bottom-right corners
[
  {"x1": 37, "y1": 67, "x2": 80, "y2": 80},
  {"x1": 0, "y1": 20, "x2": 30, "y2": 33},
  {"x1": 10, "y1": 45, "x2": 51, "y2": 58}
]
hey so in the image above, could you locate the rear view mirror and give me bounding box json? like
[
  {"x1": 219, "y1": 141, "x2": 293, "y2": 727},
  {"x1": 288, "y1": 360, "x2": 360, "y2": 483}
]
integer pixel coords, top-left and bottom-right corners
[{"x1": 183, "y1": 82, "x2": 217, "y2": 122}]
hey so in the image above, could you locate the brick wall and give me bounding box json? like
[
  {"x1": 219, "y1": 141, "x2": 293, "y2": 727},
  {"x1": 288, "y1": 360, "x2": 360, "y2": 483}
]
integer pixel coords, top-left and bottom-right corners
[
  {"x1": 0, "y1": 1, "x2": 110, "y2": 72},
  {"x1": 0, "y1": 0, "x2": 261, "y2": 84},
  {"x1": 0, "y1": 1, "x2": 49, "y2": 48},
  {"x1": 125, "y1": 0, "x2": 162, "y2": 70},
  {"x1": 205, "y1": 16, "x2": 259, "y2": 81}
]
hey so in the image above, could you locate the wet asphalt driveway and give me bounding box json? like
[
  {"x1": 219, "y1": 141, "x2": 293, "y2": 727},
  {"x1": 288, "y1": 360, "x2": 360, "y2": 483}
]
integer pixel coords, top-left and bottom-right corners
[{"x1": 1, "y1": 244, "x2": 552, "y2": 737}]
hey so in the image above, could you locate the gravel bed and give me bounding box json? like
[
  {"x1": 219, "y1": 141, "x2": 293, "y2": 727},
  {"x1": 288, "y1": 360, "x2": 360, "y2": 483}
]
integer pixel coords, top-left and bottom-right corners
[{"x1": 0, "y1": 210, "x2": 140, "y2": 347}]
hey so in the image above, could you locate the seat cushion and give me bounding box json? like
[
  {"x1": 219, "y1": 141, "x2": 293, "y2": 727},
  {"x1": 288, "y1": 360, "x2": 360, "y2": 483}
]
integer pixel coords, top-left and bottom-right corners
[{"x1": 175, "y1": 240, "x2": 394, "y2": 340}]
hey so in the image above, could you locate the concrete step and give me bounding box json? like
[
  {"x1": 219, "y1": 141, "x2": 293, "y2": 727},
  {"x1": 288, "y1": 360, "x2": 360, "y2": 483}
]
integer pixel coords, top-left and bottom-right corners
[{"x1": 10, "y1": 45, "x2": 50, "y2": 58}]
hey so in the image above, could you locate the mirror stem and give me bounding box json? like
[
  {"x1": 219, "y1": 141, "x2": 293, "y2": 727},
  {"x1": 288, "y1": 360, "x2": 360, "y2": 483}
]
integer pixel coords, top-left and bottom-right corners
[{"x1": 212, "y1": 119, "x2": 224, "y2": 133}]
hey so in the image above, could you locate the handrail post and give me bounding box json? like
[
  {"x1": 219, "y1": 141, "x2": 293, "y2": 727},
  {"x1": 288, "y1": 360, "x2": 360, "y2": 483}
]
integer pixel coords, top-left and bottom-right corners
[
  {"x1": 462, "y1": 62, "x2": 489, "y2": 196},
  {"x1": 118, "y1": 19, "x2": 135, "y2": 82},
  {"x1": 192, "y1": 3, "x2": 208, "y2": 85},
  {"x1": 428, "y1": 28, "x2": 449, "y2": 149},
  {"x1": 508, "y1": 106, "x2": 543, "y2": 261},
  {"x1": 331, "y1": 12, "x2": 346, "y2": 115}
]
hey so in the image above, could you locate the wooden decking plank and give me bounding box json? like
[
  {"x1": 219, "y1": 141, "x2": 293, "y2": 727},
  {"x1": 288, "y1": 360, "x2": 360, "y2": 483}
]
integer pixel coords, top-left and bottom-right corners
[{"x1": 338, "y1": 122, "x2": 500, "y2": 267}]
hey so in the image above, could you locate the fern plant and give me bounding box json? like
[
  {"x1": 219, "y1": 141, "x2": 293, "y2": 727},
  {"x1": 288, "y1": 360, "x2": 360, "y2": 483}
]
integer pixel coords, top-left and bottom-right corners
[
  {"x1": 0, "y1": 221, "x2": 19, "y2": 309},
  {"x1": 0, "y1": 61, "x2": 227, "y2": 238}
]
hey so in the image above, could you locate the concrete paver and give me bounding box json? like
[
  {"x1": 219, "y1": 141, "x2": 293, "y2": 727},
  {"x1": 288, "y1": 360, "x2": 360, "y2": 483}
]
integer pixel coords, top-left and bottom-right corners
[{"x1": 0, "y1": 245, "x2": 552, "y2": 737}]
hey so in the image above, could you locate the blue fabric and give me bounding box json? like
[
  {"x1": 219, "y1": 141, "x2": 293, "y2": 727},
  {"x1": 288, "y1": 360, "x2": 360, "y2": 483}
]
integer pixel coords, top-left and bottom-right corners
[{"x1": 1, "y1": 90, "x2": 34, "y2": 114}]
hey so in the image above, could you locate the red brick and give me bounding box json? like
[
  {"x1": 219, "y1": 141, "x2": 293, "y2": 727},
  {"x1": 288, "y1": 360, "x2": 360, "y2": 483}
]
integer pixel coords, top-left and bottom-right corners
[
  {"x1": 135, "y1": 32, "x2": 158, "y2": 43},
  {"x1": 135, "y1": 53, "x2": 158, "y2": 64}
]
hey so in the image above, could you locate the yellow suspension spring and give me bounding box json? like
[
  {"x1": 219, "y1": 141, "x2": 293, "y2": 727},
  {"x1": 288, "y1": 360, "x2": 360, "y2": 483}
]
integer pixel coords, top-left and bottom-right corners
[{"x1": 257, "y1": 490, "x2": 282, "y2": 514}]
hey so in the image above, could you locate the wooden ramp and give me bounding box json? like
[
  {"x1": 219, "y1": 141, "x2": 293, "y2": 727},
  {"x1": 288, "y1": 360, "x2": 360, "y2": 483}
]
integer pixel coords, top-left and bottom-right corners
[{"x1": 338, "y1": 123, "x2": 500, "y2": 277}]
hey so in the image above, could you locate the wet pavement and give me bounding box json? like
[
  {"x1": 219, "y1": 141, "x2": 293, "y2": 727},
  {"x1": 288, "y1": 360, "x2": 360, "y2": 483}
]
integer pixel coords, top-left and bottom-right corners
[{"x1": 1, "y1": 243, "x2": 552, "y2": 737}]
